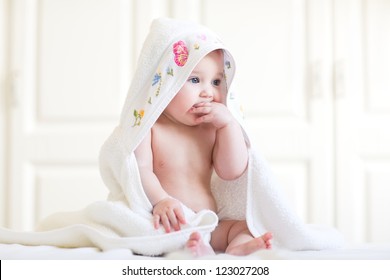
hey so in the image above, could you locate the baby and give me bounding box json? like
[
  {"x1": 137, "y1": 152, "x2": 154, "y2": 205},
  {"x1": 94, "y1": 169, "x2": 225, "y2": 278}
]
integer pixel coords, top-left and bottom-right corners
[{"x1": 135, "y1": 49, "x2": 272, "y2": 256}]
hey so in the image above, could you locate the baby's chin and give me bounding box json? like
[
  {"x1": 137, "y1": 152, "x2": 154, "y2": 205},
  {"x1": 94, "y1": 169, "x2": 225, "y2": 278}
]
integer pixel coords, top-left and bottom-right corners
[{"x1": 183, "y1": 113, "x2": 203, "y2": 127}]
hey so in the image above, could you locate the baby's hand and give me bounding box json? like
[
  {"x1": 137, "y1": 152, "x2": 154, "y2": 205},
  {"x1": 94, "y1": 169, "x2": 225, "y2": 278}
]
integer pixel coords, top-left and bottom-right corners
[
  {"x1": 153, "y1": 197, "x2": 186, "y2": 233},
  {"x1": 191, "y1": 102, "x2": 233, "y2": 129}
]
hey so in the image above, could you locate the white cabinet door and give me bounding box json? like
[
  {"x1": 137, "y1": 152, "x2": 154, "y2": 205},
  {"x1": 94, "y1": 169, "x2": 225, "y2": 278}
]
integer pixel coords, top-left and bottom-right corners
[
  {"x1": 6, "y1": 0, "x2": 133, "y2": 230},
  {"x1": 203, "y1": 0, "x2": 335, "y2": 225},
  {"x1": 334, "y1": 0, "x2": 390, "y2": 243}
]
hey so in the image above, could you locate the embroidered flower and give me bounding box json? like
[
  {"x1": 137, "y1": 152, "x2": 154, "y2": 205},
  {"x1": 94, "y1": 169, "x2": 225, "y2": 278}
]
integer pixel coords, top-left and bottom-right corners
[
  {"x1": 173, "y1": 40, "x2": 188, "y2": 67},
  {"x1": 225, "y1": 61, "x2": 231, "y2": 69},
  {"x1": 194, "y1": 43, "x2": 200, "y2": 50},
  {"x1": 166, "y1": 66, "x2": 174, "y2": 76},
  {"x1": 152, "y1": 72, "x2": 161, "y2": 86},
  {"x1": 133, "y1": 109, "x2": 145, "y2": 127},
  {"x1": 152, "y1": 71, "x2": 162, "y2": 96}
]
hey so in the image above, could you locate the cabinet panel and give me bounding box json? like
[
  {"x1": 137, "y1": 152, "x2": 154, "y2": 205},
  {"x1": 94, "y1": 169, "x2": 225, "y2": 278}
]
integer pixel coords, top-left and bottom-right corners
[
  {"x1": 365, "y1": 0, "x2": 390, "y2": 112},
  {"x1": 38, "y1": 0, "x2": 127, "y2": 121},
  {"x1": 6, "y1": 0, "x2": 131, "y2": 230},
  {"x1": 335, "y1": 0, "x2": 390, "y2": 243}
]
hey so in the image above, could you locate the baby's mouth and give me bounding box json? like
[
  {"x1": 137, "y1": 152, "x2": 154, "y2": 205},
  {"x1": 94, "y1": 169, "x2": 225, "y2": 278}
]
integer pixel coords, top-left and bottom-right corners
[
  {"x1": 193, "y1": 100, "x2": 212, "y2": 107},
  {"x1": 193, "y1": 101, "x2": 202, "y2": 107},
  {"x1": 189, "y1": 104, "x2": 204, "y2": 117}
]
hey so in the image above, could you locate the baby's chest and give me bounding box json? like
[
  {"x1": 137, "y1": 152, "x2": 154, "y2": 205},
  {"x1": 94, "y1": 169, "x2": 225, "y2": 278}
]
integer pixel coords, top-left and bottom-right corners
[{"x1": 152, "y1": 128, "x2": 215, "y2": 167}]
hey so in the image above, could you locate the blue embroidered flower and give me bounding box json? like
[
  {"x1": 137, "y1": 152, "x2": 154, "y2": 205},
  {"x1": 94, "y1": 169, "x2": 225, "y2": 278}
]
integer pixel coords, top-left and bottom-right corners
[{"x1": 152, "y1": 72, "x2": 162, "y2": 86}]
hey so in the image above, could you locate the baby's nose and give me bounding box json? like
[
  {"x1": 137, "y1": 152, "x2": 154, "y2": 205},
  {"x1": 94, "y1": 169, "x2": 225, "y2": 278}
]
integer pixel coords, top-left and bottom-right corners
[{"x1": 199, "y1": 90, "x2": 213, "y2": 100}]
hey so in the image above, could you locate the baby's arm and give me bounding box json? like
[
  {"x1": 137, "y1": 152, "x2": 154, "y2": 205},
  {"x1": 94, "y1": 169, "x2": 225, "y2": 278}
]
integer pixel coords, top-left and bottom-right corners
[
  {"x1": 134, "y1": 131, "x2": 168, "y2": 205},
  {"x1": 213, "y1": 118, "x2": 248, "y2": 180},
  {"x1": 134, "y1": 131, "x2": 186, "y2": 232},
  {"x1": 191, "y1": 102, "x2": 248, "y2": 180}
]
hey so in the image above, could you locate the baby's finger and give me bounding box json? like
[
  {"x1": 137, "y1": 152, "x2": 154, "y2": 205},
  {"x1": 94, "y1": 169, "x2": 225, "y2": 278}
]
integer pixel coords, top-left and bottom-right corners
[
  {"x1": 160, "y1": 214, "x2": 171, "y2": 233},
  {"x1": 191, "y1": 106, "x2": 212, "y2": 115},
  {"x1": 167, "y1": 211, "x2": 180, "y2": 231},
  {"x1": 174, "y1": 208, "x2": 186, "y2": 225},
  {"x1": 195, "y1": 114, "x2": 214, "y2": 124},
  {"x1": 153, "y1": 214, "x2": 160, "y2": 230}
]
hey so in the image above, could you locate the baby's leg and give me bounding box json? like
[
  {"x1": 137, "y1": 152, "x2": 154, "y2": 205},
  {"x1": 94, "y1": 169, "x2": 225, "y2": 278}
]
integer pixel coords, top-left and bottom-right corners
[
  {"x1": 211, "y1": 220, "x2": 272, "y2": 256},
  {"x1": 226, "y1": 231, "x2": 272, "y2": 256},
  {"x1": 185, "y1": 232, "x2": 215, "y2": 257}
]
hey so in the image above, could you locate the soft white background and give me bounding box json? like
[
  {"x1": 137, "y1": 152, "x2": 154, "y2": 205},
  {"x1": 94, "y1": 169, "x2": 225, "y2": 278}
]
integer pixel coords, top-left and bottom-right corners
[{"x1": 1, "y1": 0, "x2": 389, "y2": 245}]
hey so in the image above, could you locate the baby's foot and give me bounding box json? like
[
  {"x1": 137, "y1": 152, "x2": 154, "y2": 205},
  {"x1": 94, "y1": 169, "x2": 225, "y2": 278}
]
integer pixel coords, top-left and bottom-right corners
[
  {"x1": 226, "y1": 232, "x2": 273, "y2": 256},
  {"x1": 185, "y1": 232, "x2": 215, "y2": 257},
  {"x1": 262, "y1": 232, "x2": 273, "y2": 249}
]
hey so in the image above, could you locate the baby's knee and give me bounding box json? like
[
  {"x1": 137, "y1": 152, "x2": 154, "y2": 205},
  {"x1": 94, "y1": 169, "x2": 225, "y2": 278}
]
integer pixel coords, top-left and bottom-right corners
[
  {"x1": 233, "y1": 220, "x2": 249, "y2": 231},
  {"x1": 228, "y1": 220, "x2": 251, "y2": 239}
]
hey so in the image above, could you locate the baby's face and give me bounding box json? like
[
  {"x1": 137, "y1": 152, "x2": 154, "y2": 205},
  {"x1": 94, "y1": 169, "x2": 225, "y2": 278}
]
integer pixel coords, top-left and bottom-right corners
[{"x1": 164, "y1": 50, "x2": 225, "y2": 125}]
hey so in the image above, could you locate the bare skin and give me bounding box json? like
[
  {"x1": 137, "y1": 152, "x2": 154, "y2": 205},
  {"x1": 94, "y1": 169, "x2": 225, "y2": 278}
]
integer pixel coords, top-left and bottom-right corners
[
  {"x1": 135, "y1": 50, "x2": 272, "y2": 256},
  {"x1": 187, "y1": 230, "x2": 273, "y2": 256}
]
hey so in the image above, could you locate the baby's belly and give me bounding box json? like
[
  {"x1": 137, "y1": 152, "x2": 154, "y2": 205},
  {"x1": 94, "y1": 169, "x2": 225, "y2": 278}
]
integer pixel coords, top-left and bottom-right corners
[
  {"x1": 154, "y1": 162, "x2": 216, "y2": 212},
  {"x1": 182, "y1": 191, "x2": 217, "y2": 213},
  {"x1": 164, "y1": 183, "x2": 217, "y2": 213}
]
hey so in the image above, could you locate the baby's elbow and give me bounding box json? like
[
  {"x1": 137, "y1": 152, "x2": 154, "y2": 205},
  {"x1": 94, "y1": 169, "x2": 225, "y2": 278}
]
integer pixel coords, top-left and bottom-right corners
[
  {"x1": 216, "y1": 164, "x2": 248, "y2": 181},
  {"x1": 221, "y1": 173, "x2": 242, "y2": 181}
]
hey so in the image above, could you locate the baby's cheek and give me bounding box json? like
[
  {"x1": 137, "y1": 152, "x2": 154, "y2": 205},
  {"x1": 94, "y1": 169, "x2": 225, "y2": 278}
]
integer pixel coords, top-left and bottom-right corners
[
  {"x1": 213, "y1": 91, "x2": 225, "y2": 103},
  {"x1": 212, "y1": 94, "x2": 220, "y2": 102}
]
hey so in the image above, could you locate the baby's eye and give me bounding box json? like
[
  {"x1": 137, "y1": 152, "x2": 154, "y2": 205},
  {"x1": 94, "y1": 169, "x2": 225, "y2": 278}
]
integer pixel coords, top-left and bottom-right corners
[
  {"x1": 212, "y1": 79, "x2": 221, "y2": 86},
  {"x1": 189, "y1": 77, "x2": 200, "y2": 83}
]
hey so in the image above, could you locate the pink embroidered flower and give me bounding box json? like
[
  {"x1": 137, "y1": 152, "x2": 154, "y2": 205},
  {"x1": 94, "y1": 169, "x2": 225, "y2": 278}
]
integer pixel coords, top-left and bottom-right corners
[{"x1": 173, "y1": 40, "x2": 188, "y2": 67}]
